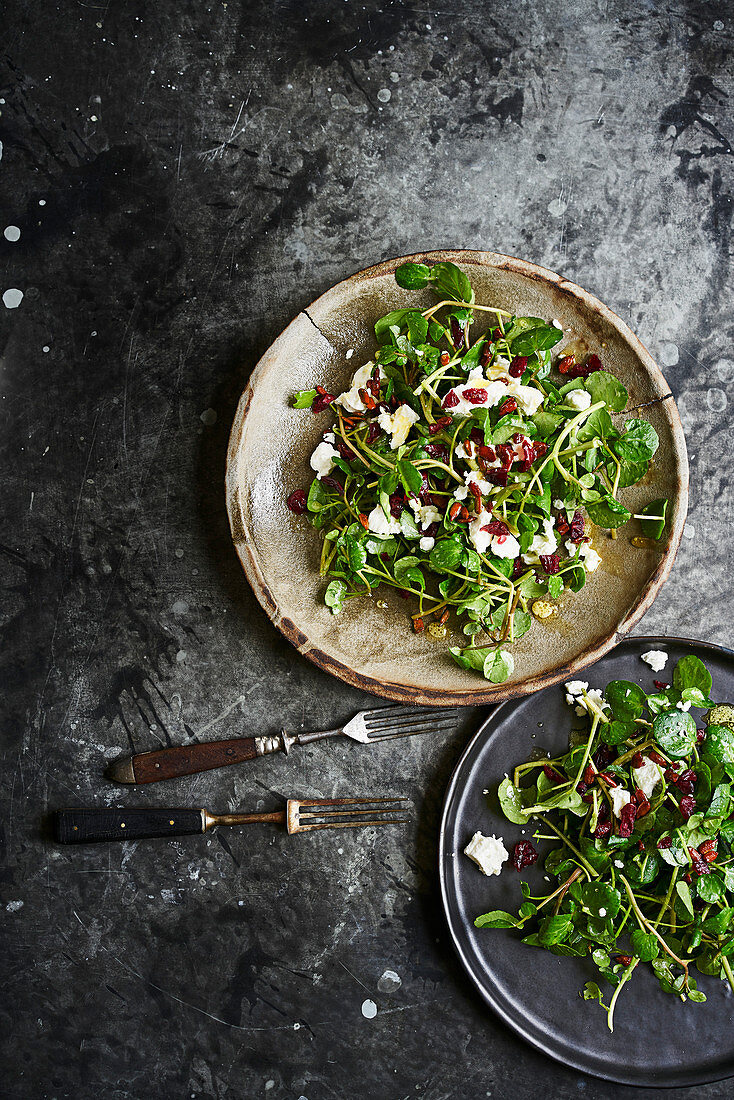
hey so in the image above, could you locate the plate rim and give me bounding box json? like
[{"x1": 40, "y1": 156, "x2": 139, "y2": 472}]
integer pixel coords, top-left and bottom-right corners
[
  {"x1": 225, "y1": 249, "x2": 689, "y2": 705},
  {"x1": 438, "y1": 634, "x2": 734, "y2": 1087}
]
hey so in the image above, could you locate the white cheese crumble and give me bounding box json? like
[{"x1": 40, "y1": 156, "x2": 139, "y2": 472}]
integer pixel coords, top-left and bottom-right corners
[
  {"x1": 614, "y1": 859, "x2": 625, "y2": 869},
  {"x1": 335, "y1": 363, "x2": 381, "y2": 413},
  {"x1": 677, "y1": 700, "x2": 692, "y2": 712},
  {"x1": 565, "y1": 680, "x2": 589, "y2": 697},
  {"x1": 611, "y1": 788, "x2": 632, "y2": 818},
  {"x1": 463, "y1": 832, "x2": 509, "y2": 877},
  {"x1": 565, "y1": 388, "x2": 592, "y2": 411},
  {"x1": 419, "y1": 536, "x2": 435, "y2": 552},
  {"x1": 377, "y1": 403, "x2": 420, "y2": 449},
  {"x1": 409, "y1": 499, "x2": 442, "y2": 530},
  {"x1": 466, "y1": 469, "x2": 493, "y2": 495},
  {"x1": 632, "y1": 757, "x2": 662, "y2": 800},
  {"x1": 491, "y1": 533, "x2": 521, "y2": 559},
  {"x1": 468, "y1": 509, "x2": 520, "y2": 558},
  {"x1": 309, "y1": 441, "x2": 339, "y2": 479},
  {"x1": 506, "y1": 378, "x2": 544, "y2": 415},
  {"x1": 580, "y1": 543, "x2": 602, "y2": 573},
  {"x1": 598, "y1": 907, "x2": 607, "y2": 917},
  {"x1": 523, "y1": 517, "x2": 558, "y2": 562},
  {"x1": 454, "y1": 484, "x2": 469, "y2": 501},
  {"x1": 641, "y1": 649, "x2": 668, "y2": 672},
  {"x1": 367, "y1": 505, "x2": 400, "y2": 537}
]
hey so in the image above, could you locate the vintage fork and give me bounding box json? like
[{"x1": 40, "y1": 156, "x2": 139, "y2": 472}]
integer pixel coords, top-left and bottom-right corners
[
  {"x1": 53, "y1": 796, "x2": 409, "y2": 845},
  {"x1": 108, "y1": 704, "x2": 459, "y2": 785}
]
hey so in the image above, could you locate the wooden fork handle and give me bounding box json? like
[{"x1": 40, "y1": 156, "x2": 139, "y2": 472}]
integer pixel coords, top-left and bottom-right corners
[
  {"x1": 108, "y1": 737, "x2": 259, "y2": 784},
  {"x1": 53, "y1": 806, "x2": 205, "y2": 844}
]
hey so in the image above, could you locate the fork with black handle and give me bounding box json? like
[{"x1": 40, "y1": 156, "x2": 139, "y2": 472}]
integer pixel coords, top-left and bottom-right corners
[{"x1": 107, "y1": 705, "x2": 459, "y2": 784}]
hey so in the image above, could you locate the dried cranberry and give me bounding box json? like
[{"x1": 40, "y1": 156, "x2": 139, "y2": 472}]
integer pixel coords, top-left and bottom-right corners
[
  {"x1": 312, "y1": 391, "x2": 336, "y2": 414},
  {"x1": 491, "y1": 328, "x2": 502, "y2": 341},
  {"x1": 696, "y1": 728, "x2": 707, "y2": 744},
  {"x1": 388, "y1": 490, "x2": 406, "y2": 518},
  {"x1": 543, "y1": 764, "x2": 565, "y2": 783},
  {"x1": 429, "y1": 415, "x2": 452, "y2": 436},
  {"x1": 486, "y1": 468, "x2": 508, "y2": 486},
  {"x1": 581, "y1": 790, "x2": 595, "y2": 803},
  {"x1": 619, "y1": 802, "x2": 638, "y2": 838},
  {"x1": 286, "y1": 490, "x2": 308, "y2": 515},
  {"x1": 477, "y1": 443, "x2": 497, "y2": 462},
  {"x1": 450, "y1": 316, "x2": 464, "y2": 349},
  {"x1": 514, "y1": 436, "x2": 534, "y2": 472},
  {"x1": 569, "y1": 510, "x2": 585, "y2": 542},
  {"x1": 679, "y1": 795, "x2": 696, "y2": 821},
  {"x1": 495, "y1": 443, "x2": 515, "y2": 469},
  {"x1": 367, "y1": 422, "x2": 381, "y2": 444},
  {"x1": 424, "y1": 443, "x2": 448, "y2": 460},
  {"x1": 532, "y1": 440, "x2": 548, "y2": 461},
  {"x1": 512, "y1": 842, "x2": 538, "y2": 871},
  {"x1": 461, "y1": 388, "x2": 488, "y2": 405},
  {"x1": 423, "y1": 522, "x2": 439, "y2": 539},
  {"x1": 690, "y1": 848, "x2": 711, "y2": 877},
  {"x1": 594, "y1": 820, "x2": 612, "y2": 839},
  {"x1": 469, "y1": 428, "x2": 485, "y2": 446},
  {"x1": 577, "y1": 779, "x2": 589, "y2": 795},
  {"x1": 539, "y1": 553, "x2": 560, "y2": 574},
  {"x1": 442, "y1": 389, "x2": 460, "y2": 409},
  {"x1": 653, "y1": 680, "x2": 670, "y2": 691},
  {"x1": 657, "y1": 836, "x2": 672, "y2": 849},
  {"x1": 663, "y1": 768, "x2": 678, "y2": 783},
  {"x1": 482, "y1": 520, "x2": 510, "y2": 535},
  {"x1": 509, "y1": 355, "x2": 527, "y2": 378},
  {"x1": 699, "y1": 837, "x2": 718, "y2": 862},
  {"x1": 479, "y1": 342, "x2": 492, "y2": 368},
  {"x1": 631, "y1": 752, "x2": 645, "y2": 769},
  {"x1": 498, "y1": 396, "x2": 518, "y2": 417},
  {"x1": 511, "y1": 556, "x2": 525, "y2": 580},
  {"x1": 555, "y1": 512, "x2": 570, "y2": 537},
  {"x1": 598, "y1": 770, "x2": 618, "y2": 788},
  {"x1": 647, "y1": 749, "x2": 668, "y2": 768},
  {"x1": 615, "y1": 954, "x2": 633, "y2": 967},
  {"x1": 586, "y1": 354, "x2": 603, "y2": 374},
  {"x1": 321, "y1": 476, "x2": 342, "y2": 492},
  {"x1": 676, "y1": 769, "x2": 697, "y2": 795},
  {"x1": 557, "y1": 355, "x2": 575, "y2": 375}
]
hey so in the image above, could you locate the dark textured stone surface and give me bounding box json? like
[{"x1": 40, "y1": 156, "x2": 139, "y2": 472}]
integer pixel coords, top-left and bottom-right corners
[{"x1": 1, "y1": 2, "x2": 732, "y2": 1097}]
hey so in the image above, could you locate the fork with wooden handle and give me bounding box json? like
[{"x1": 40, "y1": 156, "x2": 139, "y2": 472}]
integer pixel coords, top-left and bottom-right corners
[
  {"x1": 53, "y1": 796, "x2": 408, "y2": 844},
  {"x1": 107, "y1": 704, "x2": 459, "y2": 785}
]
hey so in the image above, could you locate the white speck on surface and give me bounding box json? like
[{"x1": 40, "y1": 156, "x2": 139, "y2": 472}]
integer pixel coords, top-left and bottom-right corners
[
  {"x1": 176, "y1": 650, "x2": 187, "y2": 663},
  {"x1": 3, "y1": 288, "x2": 23, "y2": 309},
  {"x1": 4, "y1": 225, "x2": 20, "y2": 242},
  {"x1": 293, "y1": 1022, "x2": 301, "y2": 1030},
  {"x1": 345, "y1": 348, "x2": 354, "y2": 359},
  {"x1": 42, "y1": 345, "x2": 50, "y2": 353},
  {"x1": 377, "y1": 88, "x2": 391, "y2": 103},
  {"x1": 6, "y1": 900, "x2": 24, "y2": 912},
  {"x1": 658, "y1": 342, "x2": 679, "y2": 366},
  {"x1": 547, "y1": 198, "x2": 567, "y2": 217},
  {"x1": 265, "y1": 1084, "x2": 274, "y2": 1093},
  {"x1": 200, "y1": 408, "x2": 217, "y2": 426},
  {"x1": 171, "y1": 600, "x2": 189, "y2": 616},
  {"x1": 377, "y1": 969, "x2": 402, "y2": 993},
  {"x1": 683, "y1": 523, "x2": 695, "y2": 539},
  {"x1": 361, "y1": 999, "x2": 378, "y2": 1019},
  {"x1": 598, "y1": 908, "x2": 606, "y2": 917},
  {"x1": 714, "y1": 19, "x2": 725, "y2": 30},
  {"x1": 39, "y1": 199, "x2": 46, "y2": 205},
  {"x1": 175, "y1": 547, "x2": 184, "y2": 558},
  {"x1": 707, "y1": 388, "x2": 727, "y2": 412}
]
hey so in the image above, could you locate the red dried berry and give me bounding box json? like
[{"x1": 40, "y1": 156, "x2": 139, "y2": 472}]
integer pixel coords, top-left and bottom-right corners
[
  {"x1": 679, "y1": 795, "x2": 696, "y2": 821},
  {"x1": 631, "y1": 752, "x2": 645, "y2": 769},
  {"x1": 429, "y1": 415, "x2": 452, "y2": 436},
  {"x1": 676, "y1": 769, "x2": 697, "y2": 796},
  {"x1": 479, "y1": 342, "x2": 492, "y2": 368},
  {"x1": 585, "y1": 354, "x2": 603, "y2": 374},
  {"x1": 511, "y1": 556, "x2": 525, "y2": 580},
  {"x1": 509, "y1": 355, "x2": 528, "y2": 378},
  {"x1": 413, "y1": 617, "x2": 425, "y2": 633},
  {"x1": 539, "y1": 553, "x2": 560, "y2": 574},
  {"x1": 358, "y1": 513, "x2": 369, "y2": 530},
  {"x1": 439, "y1": 351, "x2": 450, "y2": 367},
  {"x1": 653, "y1": 680, "x2": 670, "y2": 690},
  {"x1": 495, "y1": 443, "x2": 515, "y2": 469},
  {"x1": 450, "y1": 316, "x2": 464, "y2": 349},
  {"x1": 581, "y1": 791, "x2": 595, "y2": 803},
  {"x1": 424, "y1": 443, "x2": 449, "y2": 461},
  {"x1": 593, "y1": 745, "x2": 614, "y2": 769},
  {"x1": 664, "y1": 768, "x2": 678, "y2": 783},
  {"x1": 699, "y1": 837, "x2": 718, "y2": 863},
  {"x1": 619, "y1": 802, "x2": 638, "y2": 838},
  {"x1": 577, "y1": 780, "x2": 589, "y2": 795},
  {"x1": 696, "y1": 728, "x2": 707, "y2": 744},
  {"x1": 512, "y1": 842, "x2": 538, "y2": 871},
  {"x1": 320, "y1": 476, "x2": 342, "y2": 492},
  {"x1": 491, "y1": 327, "x2": 502, "y2": 341},
  {"x1": 442, "y1": 389, "x2": 460, "y2": 409},
  {"x1": 286, "y1": 490, "x2": 308, "y2": 515},
  {"x1": 615, "y1": 955, "x2": 633, "y2": 967},
  {"x1": 486, "y1": 468, "x2": 508, "y2": 487},
  {"x1": 367, "y1": 422, "x2": 381, "y2": 444},
  {"x1": 312, "y1": 391, "x2": 336, "y2": 414},
  {"x1": 462, "y1": 388, "x2": 489, "y2": 405},
  {"x1": 498, "y1": 396, "x2": 518, "y2": 417},
  {"x1": 557, "y1": 355, "x2": 575, "y2": 374},
  {"x1": 555, "y1": 512, "x2": 570, "y2": 537},
  {"x1": 594, "y1": 820, "x2": 612, "y2": 839},
  {"x1": 647, "y1": 749, "x2": 668, "y2": 768},
  {"x1": 598, "y1": 770, "x2": 619, "y2": 789},
  {"x1": 481, "y1": 520, "x2": 510, "y2": 536},
  {"x1": 543, "y1": 764, "x2": 565, "y2": 783},
  {"x1": 690, "y1": 848, "x2": 711, "y2": 877},
  {"x1": 569, "y1": 510, "x2": 585, "y2": 542},
  {"x1": 477, "y1": 443, "x2": 497, "y2": 462},
  {"x1": 657, "y1": 835, "x2": 672, "y2": 849},
  {"x1": 532, "y1": 440, "x2": 548, "y2": 461}
]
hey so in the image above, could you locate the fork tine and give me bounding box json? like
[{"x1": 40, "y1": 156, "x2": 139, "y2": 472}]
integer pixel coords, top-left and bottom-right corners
[
  {"x1": 363, "y1": 705, "x2": 458, "y2": 724},
  {"x1": 300, "y1": 806, "x2": 406, "y2": 819},
  {"x1": 365, "y1": 717, "x2": 458, "y2": 739},
  {"x1": 297, "y1": 818, "x2": 409, "y2": 831},
  {"x1": 298, "y1": 796, "x2": 408, "y2": 808}
]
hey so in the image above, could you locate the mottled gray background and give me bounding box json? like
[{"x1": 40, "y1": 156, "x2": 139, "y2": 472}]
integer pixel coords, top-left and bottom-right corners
[{"x1": 1, "y1": 1, "x2": 733, "y2": 1097}]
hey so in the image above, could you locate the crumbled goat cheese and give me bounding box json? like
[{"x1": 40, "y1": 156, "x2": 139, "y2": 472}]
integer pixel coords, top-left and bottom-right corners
[
  {"x1": 367, "y1": 505, "x2": 400, "y2": 537},
  {"x1": 523, "y1": 517, "x2": 558, "y2": 562},
  {"x1": 409, "y1": 499, "x2": 442, "y2": 530},
  {"x1": 677, "y1": 700, "x2": 692, "y2": 712},
  {"x1": 309, "y1": 441, "x2": 339, "y2": 479},
  {"x1": 454, "y1": 484, "x2": 469, "y2": 501},
  {"x1": 377, "y1": 403, "x2": 420, "y2": 449},
  {"x1": 641, "y1": 650, "x2": 668, "y2": 672},
  {"x1": 565, "y1": 681, "x2": 589, "y2": 697},
  {"x1": 335, "y1": 363, "x2": 381, "y2": 413},
  {"x1": 466, "y1": 469, "x2": 493, "y2": 495},
  {"x1": 611, "y1": 788, "x2": 632, "y2": 817},
  {"x1": 506, "y1": 378, "x2": 544, "y2": 415},
  {"x1": 463, "y1": 832, "x2": 509, "y2": 877},
  {"x1": 491, "y1": 533, "x2": 521, "y2": 559},
  {"x1": 598, "y1": 908, "x2": 607, "y2": 917},
  {"x1": 565, "y1": 388, "x2": 592, "y2": 411},
  {"x1": 633, "y1": 756, "x2": 662, "y2": 800},
  {"x1": 580, "y1": 543, "x2": 602, "y2": 572},
  {"x1": 419, "y1": 536, "x2": 435, "y2": 552},
  {"x1": 614, "y1": 859, "x2": 625, "y2": 869}
]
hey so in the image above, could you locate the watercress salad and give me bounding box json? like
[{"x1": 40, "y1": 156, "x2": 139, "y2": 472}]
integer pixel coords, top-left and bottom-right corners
[
  {"x1": 288, "y1": 261, "x2": 666, "y2": 683},
  {"x1": 476, "y1": 655, "x2": 734, "y2": 1031}
]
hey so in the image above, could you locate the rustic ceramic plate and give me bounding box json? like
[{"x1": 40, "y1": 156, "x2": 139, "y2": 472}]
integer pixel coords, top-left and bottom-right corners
[
  {"x1": 225, "y1": 250, "x2": 688, "y2": 704},
  {"x1": 439, "y1": 636, "x2": 734, "y2": 1086}
]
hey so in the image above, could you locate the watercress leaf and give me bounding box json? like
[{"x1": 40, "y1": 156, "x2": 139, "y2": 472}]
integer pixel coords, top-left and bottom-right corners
[
  {"x1": 653, "y1": 709, "x2": 697, "y2": 759},
  {"x1": 532, "y1": 408, "x2": 562, "y2": 439},
  {"x1": 640, "y1": 498, "x2": 668, "y2": 540},
  {"x1": 511, "y1": 325, "x2": 563, "y2": 356},
  {"x1": 538, "y1": 914, "x2": 574, "y2": 946},
  {"x1": 615, "y1": 457, "x2": 649, "y2": 488},
  {"x1": 577, "y1": 406, "x2": 614, "y2": 443},
  {"x1": 586, "y1": 495, "x2": 632, "y2": 530},
  {"x1": 307, "y1": 479, "x2": 330, "y2": 512},
  {"x1": 484, "y1": 649, "x2": 514, "y2": 683},
  {"x1": 702, "y1": 725, "x2": 734, "y2": 765},
  {"x1": 431, "y1": 261, "x2": 474, "y2": 304},
  {"x1": 397, "y1": 459, "x2": 423, "y2": 495},
  {"x1": 503, "y1": 315, "x2": 545, "y2": 343},
  {"x1": 673, "y1": 655, "x2": 713, "y2": 698},
  {"x1": 697, "y1": 874, "x2": 725, "y2": 905},
  {"x1": 582, "y1": 982, "x2": 607, "y2": 1005},
  {"x1": 605, "y1": 680, "x2": 647, "y2": 721},
  {"x1": 497, "y1": 777, "x2": 532, "y2": 825},
  {"x1": 585, "y1": 370, "x2": 628, "y2": 412},
  {"x1": 474, "y1": 909, "x2": 523, "y2": 929},
  {"x1": 513, "y1": 609, "x2": 532, "y2": 639},
  {"x1": 630, "y1": 930, "x2": 660, "y2": 961},
  {"x1": 701, "y1": 906, "x2": 733, "y2": 934},
  {"x1": 675, "y1": 880, "x2": 695, "y2": 921},
  {"x1": 345, "y1": 534, "x2": 368, "y2": 573},
  {"x1": 569, "y1": 881, "x2": 621, "y2": 920},
  {"x1": 407, "y1": 313, "x2": 429, "y2": 346},
  {"x1": 614, "y1": 418, "x2": 659, "y2": 463},
  {"x1": 449, "y1": 645, "x2": 494, "y2": 673},
  {"x1": 375, "y1": 309, "x2": 416, "y2": 345},
  {"x1": 600, "y1": 719, "x2": 636, "y2": 746},
  {"x1": 547, "y1": 574, "x2": 563, "y2": 599},
  {"x1": 459, "y1": 340, "x2": 486, "y2": 372},
  {"x1": 291, "y1": 389, "x2": 318, "y2": 409},
  {"x1": 429, "y1": 536, "x2": 464, "y2": 573},
  {"x1": 394, "y1": 262, "x2": 432, "y2": 290},
  {"x1": 324, "y1": 579, "x2": 348, "y2": 614},
  {"x1": 399, "y1": 509, "x2": 420, "y2": 540}
]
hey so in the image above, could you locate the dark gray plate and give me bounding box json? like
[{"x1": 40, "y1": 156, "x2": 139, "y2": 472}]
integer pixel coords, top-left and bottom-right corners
[{"x1": 439, "y1": 636, "x2": 734, "y2": 1087}]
